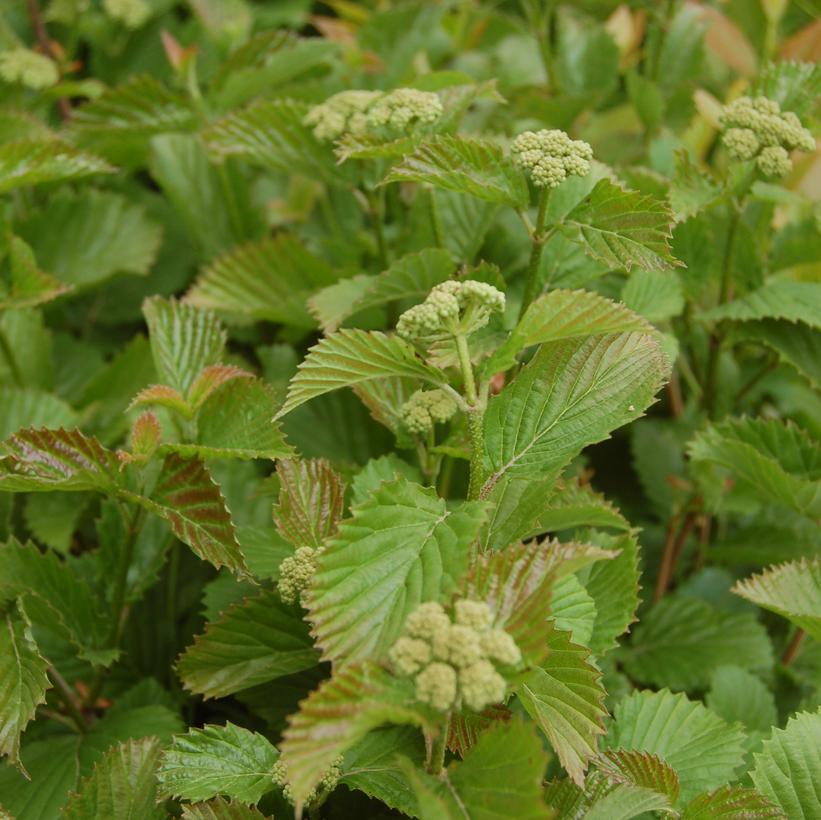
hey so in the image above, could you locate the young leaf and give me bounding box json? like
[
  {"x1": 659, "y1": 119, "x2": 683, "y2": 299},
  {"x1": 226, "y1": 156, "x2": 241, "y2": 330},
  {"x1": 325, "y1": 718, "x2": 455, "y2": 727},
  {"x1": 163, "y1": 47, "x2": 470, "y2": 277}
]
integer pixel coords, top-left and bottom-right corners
[
  {"x1": 753, "y1": 60, "x2": 821, "y2": 116},
  {"x1": 550, "y1": 574, "x2": 596, "y2": 645},
  {"x1": 186, "y1": 234, "x2": 336, "y2": 328},
  {"x1": 733, "y1": 320, "x2": 821, "y2": 390},
  {"x1": 157, "y1": 723, "x2": 279, "y2": 805},
  {"x1": 560, "y1": 178, "x2": 680, "y2": 272},
  {"x1": 0, "y1": 235, "x2": 71, "y2": 309},
  {"x1": 62, "y1": 737, "x2": 165, "y2": 820},
  {"x1": 703, "y1": 280, "x2": 821, "y2": 327},
  {"x1": 751, "y1": 709, "x2": 821, "y2": 820},
  {"x1": 732, "y1": 558, "x2": 821, "y2": 642},
  {"x1": 181, "y1": 798, "x2": 270, "y2": 819},
  {"x1": 680, "y1": 786, "x2": 784, "y2": 820},
  {"x1": 177, "y1": 591, "x2": 319, "y2": 698},
  {"x1": 309, "y1": 477, "x2": 485, "y2": 664},
  {"x1": 595, "y1": 749, "x2": 680, "y2": 805},
  {"x1": 0, "y1": 140, "x2": 114, "y2": 193},
  {"x1": 274, "y1": 329, "x2": 447, "y2": 420},
  {"x1": 0, "y1": 599, "x2": 49, "y2": 771},
  {"x1": 382, "y1": 135, "x2": 529, "y2": 209},
  {"x1": 482, "y1": 332, "x2": 668, "y2": 492},
  {"x1": 518, "y1": 623, "x2": 608, "y2": 785}
]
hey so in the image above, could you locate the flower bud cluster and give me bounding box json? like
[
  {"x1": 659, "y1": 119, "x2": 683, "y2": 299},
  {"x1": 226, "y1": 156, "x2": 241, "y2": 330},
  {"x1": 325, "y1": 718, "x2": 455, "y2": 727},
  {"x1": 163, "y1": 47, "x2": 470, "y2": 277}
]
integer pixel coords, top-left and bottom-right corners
[
  {"x1": 511, "y1": 129, "x2": 593, "y2": 188},
  {"x1": 103, "y1": 0, "x2": 150, "y2": 28},
  {"x1": 0, "y1": 49, "x2": 58, "y2": 89},
  {"x1": 366, "y1": 88, "x2": 443, "y2": 131},
  {"x1": 400, "y1": 389, "x2": 457, "y2": 434},
  {"x1": 720, "y1": 96, "x2": 815, "y2": 177},
  {"x1": 388, "y1": 600, "x2": 521, "y2": 713},
  {"x1": 272, "y1": 755, "x2": 343, "y2": 805},
  {"x1": 277, "y1": 546, "x2": 318, "y2": 607},
  {"x1": 396, "y1": 280, "x2": 505, "y2": 343}
]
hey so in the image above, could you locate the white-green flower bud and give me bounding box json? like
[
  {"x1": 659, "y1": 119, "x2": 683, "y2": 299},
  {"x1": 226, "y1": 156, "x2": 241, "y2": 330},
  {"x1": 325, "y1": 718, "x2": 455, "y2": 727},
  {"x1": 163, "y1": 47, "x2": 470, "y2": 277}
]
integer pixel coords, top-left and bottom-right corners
[
  {"x1": 723, "y1": 127, "x2": 760, "y2": 160},
  {"x1": 454, "y1": 599, "x2": 493, "y2": 631},
  {"x1": 757, "y1": 144, "x2": 792, "y2": 177},
  {"x1": 400, "y1": 388, "x2": 458, "y2": 434},
  {"x1": 415, "y1": 661, "x2": 458, "y2": 711},
  {"x1": 458, "y1": 659, "x2": 507, "y2": 712},
  {"x1": 403, "y1": 601, "x2": 451, "y2": 641},
  {"x1": 0, "y1": 48, "x2": 58, "y2": 89},
  {"x1": 388, "y1": 636, "x2": 432, "y2": 676},
  {"x1": 445, "y1": 624, "x2": 484, "y2": 669},
  {"x1": 304, "y1": 89, "x2": 383, "y2": 142},
  {"x1": 277, "y1": 546, "x2": 318, "y2": 607},
  {"x1": 480, "y1": 628, "x2": 522, "y2": 665},
  {"x1": 103, "y1": 0, "x2": 150, "y2": 28},
  {"x1": 511, "y1": 129, "x2": 593, "y2": 189},
  {"x1": 274, "y1": 756, "x2": 343, "y2": 805},
  {"x1": 367, "y1": 88, "x2": 443, "y2": 131}
]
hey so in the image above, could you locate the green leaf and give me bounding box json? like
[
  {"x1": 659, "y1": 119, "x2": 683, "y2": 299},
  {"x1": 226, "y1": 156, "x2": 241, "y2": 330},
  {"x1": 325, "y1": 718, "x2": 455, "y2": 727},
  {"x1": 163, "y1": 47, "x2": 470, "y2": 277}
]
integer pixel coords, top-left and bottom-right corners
[
  {"x1": 623, "y1": 595, "x2": 773, "y2": 691},
  {"x1": 350, "y1": 455, "x2": 422, "y2": 507},
  {"x1": 482, "y1": 332, "x2": 668, "y2": 491},
  {"x1": 555, "y1": 11, "x2": 620, "y2": 96},
  {"x1": 61, "y1": 737, "x2": 165, "y2": 820},
  {"x1": 733, "y1": 320, "x2": 821, "y2": 390},
  {"x1": 654, "y1": 3, "x2": 706, "y2": 92},
  {"x1": 483, "y1": 288, "x2": 653, "y2": 376},
  {"x1": 403, "y1": 718, "x2": 550, "y2": 819},
  {"x1": 704, "y1": 280, "x2": 821, "y2": 328},
  {"x1": 186, "y1": 234, "x2": 336, "y2": 328},
  {"x1": 24, "y1": 492, "x2": 89, "y2": 553},
  {"x1": 622, "y1": 270, "x2": 685, "y2": 324},
  {"x1": 142, "y1": 297, "x2": 226, "y2": 397},
  {"x1": 272, "y1": 458, "x2": 345, "y2": 549},
  {"x1": 550, "y1": 574, "x2": 596, "y2": 646},
  {"x1": 595, "y1": 748, "x2": 680, "y2": 805},
  {"x1": 560, "y1": 178, "x2": 680, "y2": 272},
  {"x1": 157, "y1": 722, "x2": 279, "y2": 805},
  {"x1": 732, "y1": 558, "x2": 821, "y2": 642},
  {"x1": 0, "y1": 387, "x2": 77, "y2": 439},
  {"x1": 280, "y1": 662, "x2": 437, "y2": 810},
  {"x1": 751, "y1": 709, "x2": 821, "y2": 820},
  {"x1": 382, "y1": 135, "x2": 529, "y2": 209},
  {"x1": 688, "y1": 418, "x2": 821, "y2": 519},
  {"x1": 308, "y1": 248, "x2": 455, "y2": 334},
  {"x1": 17, "y1": 189, "x2": 162, "y2": 291},
  {"x1": 0, "y1": 235, "x2": 71, "y2": 309},
  {"x1": 605, "y1": 689, "x2": 747, "y2": 803},
  {"x1": 669, "y1": 150, "x2": 720, "y2": 221},
  {"x1": 177, "y1": 591, "x2": 319, "y2": 699},
  {"x1": 518, "y1": 623, "x2": 608, "y2": 785},
  {"x1": 275, "y1": 329, "x2": 446, "y2": 420},
  {"x1": 0, "y1": 599, "x2": 49, "y2": 771},
  {"x1": 706, "y1": 666, "x2": 777, "y2": 734},
  {"x1": 309, "y1": 476, "x2": 485, "y2": 664},
  {"x1": 680, "y1": 786, "x2": 784, "y2": 820},
  {"x1": 532, "y1": 478, "x2": 631, "y2": 535},
  {"x1": 0, "y1": 140, "x2": 114, "y2": 193},
  {"x1": 753, "y1": 61, "x2": 821, "y2": 117},
  {"x1": 181, "y1": 798, "x2": 269, "y2": 819}
]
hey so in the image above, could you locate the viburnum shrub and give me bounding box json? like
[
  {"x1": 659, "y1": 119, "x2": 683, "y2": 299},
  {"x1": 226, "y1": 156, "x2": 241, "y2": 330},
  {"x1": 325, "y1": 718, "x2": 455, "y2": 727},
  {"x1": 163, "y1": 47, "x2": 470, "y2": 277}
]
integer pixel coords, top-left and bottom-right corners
[{"x1": 0, "y1": 2, "x2": 819, "y2": 819}]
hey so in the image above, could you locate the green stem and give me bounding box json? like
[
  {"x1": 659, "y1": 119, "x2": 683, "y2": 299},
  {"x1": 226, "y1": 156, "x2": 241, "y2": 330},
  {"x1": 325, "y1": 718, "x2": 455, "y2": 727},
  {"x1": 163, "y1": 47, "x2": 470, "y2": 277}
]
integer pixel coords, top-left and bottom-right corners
[
  {"x1": 518, "y1": 187, "x2": 550, "y2": 321},
  {"x1": 48, "y1": 667, "x2": 87, "y2": 734},
  {"x1": 0, "y1": 324, "x2": 23, "y2": 386},
  {"x1": 456, "y1": 334, "x2": 477, "y2": 406},
  {"x1": 426, "y1": 722, "x2": 449, "y2": 775},
  {"x1": 366, "y1": 188, "x2": 389, "y2": 270},
  {"x1": 428, "y1": 188, "x2": 445, "y2": 249},
  {"x1": 467, "y1": 407, "x2": 485, "y2": 501}
]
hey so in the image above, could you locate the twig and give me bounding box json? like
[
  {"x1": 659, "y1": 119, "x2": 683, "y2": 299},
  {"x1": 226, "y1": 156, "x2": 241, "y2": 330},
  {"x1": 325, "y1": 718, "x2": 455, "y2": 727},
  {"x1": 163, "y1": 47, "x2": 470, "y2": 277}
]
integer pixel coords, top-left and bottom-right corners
[
  {"x1": 27, "y1": 0, "x2": 71, "y2": 120},
  {"x1": 654, "y1": 509, "x2": 696, "y2": 602},
  {"x1": 48, "y1": 666, "x2": 87, "y2": 733},
  {"x1": 781, "y1": 629, "x2": 805, "y2": 666}
]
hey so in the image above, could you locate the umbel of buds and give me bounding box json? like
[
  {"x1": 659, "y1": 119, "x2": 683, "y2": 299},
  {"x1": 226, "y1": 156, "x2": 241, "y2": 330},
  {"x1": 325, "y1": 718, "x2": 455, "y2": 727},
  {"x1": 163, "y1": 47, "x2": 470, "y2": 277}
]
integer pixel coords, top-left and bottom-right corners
[
  {"x1": 277, "y1": 546, "x2": 318, "y2": 607},
  {"x1": 388, "y1": 600, "x2": 521, "y2": 713},
  {"x1": 396, "y1": 280, "x2": 505, "y2": 344},
  {"x1": 0, "y1": 48, "x2": 58, "y2": 89},
  {"x1": 400, "y1": 388, "x2": 458, "y2": 434},
  {"x1": 720, "y1": 96, "x2": 815, "y2": 178},
  {"x1": 511, "y1": 129, "x2": 594, "y2": 188},
  {"x1": 272, "y1": 755, "x2": 343, "y2": 806}
]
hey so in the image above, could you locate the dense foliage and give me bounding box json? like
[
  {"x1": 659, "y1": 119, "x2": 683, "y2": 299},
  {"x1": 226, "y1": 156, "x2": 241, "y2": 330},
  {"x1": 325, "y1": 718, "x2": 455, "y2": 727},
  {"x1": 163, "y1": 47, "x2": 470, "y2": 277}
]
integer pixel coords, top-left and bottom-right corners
[{"x1": 0, "y1": 1, "x2": 819, "y2": 818}]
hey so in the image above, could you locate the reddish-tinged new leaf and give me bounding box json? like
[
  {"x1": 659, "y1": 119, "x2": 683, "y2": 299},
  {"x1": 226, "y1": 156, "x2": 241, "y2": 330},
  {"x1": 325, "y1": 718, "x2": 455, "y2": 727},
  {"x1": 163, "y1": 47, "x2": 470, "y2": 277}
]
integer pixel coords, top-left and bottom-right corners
[
  {"x1": 187, "y1": 365, "x2": 254, "y2": 410},
  {"x1": 596, "y1": 749, "x2": 680, "y2": 804},
  {"x1": 681, "y1": 786, "x2": 785, "y2": 819},
  {"x1": 130, "y1": 384, "x2": 192, "y2": 417}
]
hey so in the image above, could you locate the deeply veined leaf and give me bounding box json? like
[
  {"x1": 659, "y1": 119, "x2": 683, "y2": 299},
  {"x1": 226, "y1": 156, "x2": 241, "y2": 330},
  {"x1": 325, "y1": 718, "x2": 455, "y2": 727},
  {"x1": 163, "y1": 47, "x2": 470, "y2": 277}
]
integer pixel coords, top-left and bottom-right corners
[
  {"x1": 560, "y1": 178, "x2": 680, "y2": 271},
  {"x1": 308, "y1": 248, "x2": 455, "y2": 333},
  {"x1": 680, "y1": 785, "x2": 784, "y2": 820},
  {"x1": 622, "y1": 595, "x2": 773, "y2": 690},
  {"x1": 595, "y1": 749, "x2": 680, "y2": 805},
  {"x1": 186, "y1": 234, "x2": 336, "y2": 328},
  {"x1": 0, "y1": 387, "x2": 77, "y2": 439},
  {"x1": 280, "y1": 662, "x2": 437, "y2": 811},
  {"x1": 0, "y1": 599, "x2": 49, "y2": 771},
  {"x1": 275, "y1": 329, "x2": 447, "y2": 420},
  {"x1": 17, "y1": 189, "x2": 162, "y2": 291},
  {"x1": 518, "y1": 623, "x2": 608, "y2": 785},
  {"x1": 605, "y1": 689, "x2": 747, "y2": 802},
  {"x1": 157, "y1": 722, "x2": 279, "y2": 805},
  {"x1": 0, "y1": 140, "x2": 114, "y2": 193},
  {"x1": 688, "y1": 418, "x2": 821, "y2": 519},
  {"x1": 181, "y1": 798, "x2": 270, "y2": 819},
  {"x1": 751, "y1": 709, "x2": 821, "y2": 820},
  {"x1": 0, "y1": 235, "x2": 70, "y2": 309},
  {"x1": 753, "y1": 60, "x2": 821, "y2": 116},
  {"x1": 143, "y1": 297, "x2": 226, "y2": 397},
  {"x1": 350, "y1": 455, "x2": 422, "y2": 507},
  {"x1": 308, "y1": 476, "x2": 485, "y2": 664},
  {"x1": 176, "y1": 591, "x2": 319, "y2": 698},
  {"x1": 382, "y1": 135, "x2": 529, "y2": 209},
  {"x1": 484, "y1": 288, "x2": 654, "y2": 376},
  {"x1": 272, "y1": 458, "x2": 345, "y2": 549},
  {"x1": 707, "y1": 666, "x2": 778, "y2": 734},
  {"x1": 402, "y1": 719, "x2": 550, "y2": 819},
  {"x1": 482, "y1": 332, "x2": 668, "y2": 493},
  {"x1": 583, "y1": 783, "x2": 677, "y2": 820},
  {"x1": 732, "y1": 558, "x2": 821, "y2": 642},
  {"x1": 62, "y1": 737, "x2": 165, "y2": 820},
  {"x1": 533, "y1": 478, "x2": 631, "y2": 535},
  {"x1": 621, "y1": 269, "x2": 685, "y2": 324},
  {"x1": 550, "y1": 573, "x2": 596, "y2": 646},
  {"x1": 704, "y1": 280, "x2": 821, "y2": 328}
]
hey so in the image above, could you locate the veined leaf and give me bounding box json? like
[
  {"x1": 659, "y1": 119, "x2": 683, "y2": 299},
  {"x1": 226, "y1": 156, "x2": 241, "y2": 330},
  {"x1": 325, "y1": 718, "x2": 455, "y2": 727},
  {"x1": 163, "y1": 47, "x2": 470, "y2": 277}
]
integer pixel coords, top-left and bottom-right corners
[
  {"x1": 753, "y1": 61, "x2": 821, "y2": 116},
  {"x1": 622, "y1": 595, "x2": 773, "y2": 690},
  {"x1": 732, "y1": 558, "x2": 821, "y2": 642},
  {"x1": 688, "y1": 418, "x2": 821, "y2": 519},
  {"x1": 680, "y1": 786, "x2": 784, "y2": 820},
  {"x1": 157, "y1": 722, "x2": 279, "y2": 805},
  {"x1": 733, "y1": 320, "x2": 821, "y2": 390},
  {"x1": 518, "y1": 624, "x2": 608, "y2": 785},
  {"x1": 533, "y1": 478, "x2": 631, "y2": 535},
  {"x1": 272, "y1": 458, "x2": 345, "y2": 549},
  {"x1": 482, "y1": 332, "x2": 668, "y2": 493},
  {"x1": 751, "y1": 709, "x2": 821, "y2": 820},
  {"x1": 350, "y1": 455, "x2": 422, "y2": 507},
  {"x1": 177, "y1": 591, "x2": 319, "y2": 699},
  {"x1": 62, "y1": 737, "x2": 165, "y2": 820},
  {"x1": 275, "y1": 329, "x2": 447, "y2": 420},
  {"x1": 309, "y1": 248, "x2": 455, "y2": 334},
  {"x1": 707, "y1": 666, "x2": 777, "y2": 734},
  {"x1": 484, "y1": 288, "x2": 654, "y2": 376},
  {"x1": 669, "y1": 150, "x2": 720, "y2": 221},
  {"x1": 0, "y1": 599, "x2": 49, "y2": 771},
  {"x1": 621, "y1": 269, "x2": 685, "y2": 324},
  {"x1": 309, "y1": 476, "x2": 485, "y2": 664},
  {"x1": 550, "y1": 573, "x2": 596, "y2": 645},
  {"x1": 181, "y1": 798, "x2": 269, "y2": 819},
  {"x1": 560, "y1": 178, "x2": 680, "y2": 272},
  {"x1": 382, "y1": 135, "x2": 529, "y2": 209},
  {"x1": 704, "y1": 280, "x2": 821, "y2": 328},
  {"x1": 280, "y1": 663, "x2": 437, "y2": 811},
  {"x1": 0, "y1": 235, "x2": 71, "y2": 309},
  {"x1": 596, "y1": 749, "x2": 680, "y2": 805},
  {"x1": 143, "y1": 297, "x2": 226, "y2": 397},
  {"x1": 186, "y1": 234, "x2": 336, "y2": 328},
  {"x1": 0, "y1": 387, "x2": 77, "y2": 439},
  {"x1": 0, "y1": 140, "x2": 114, "y2": 193},
  {"x1": 605, "y1": 689, "x2": 747, "y2": 802}
]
